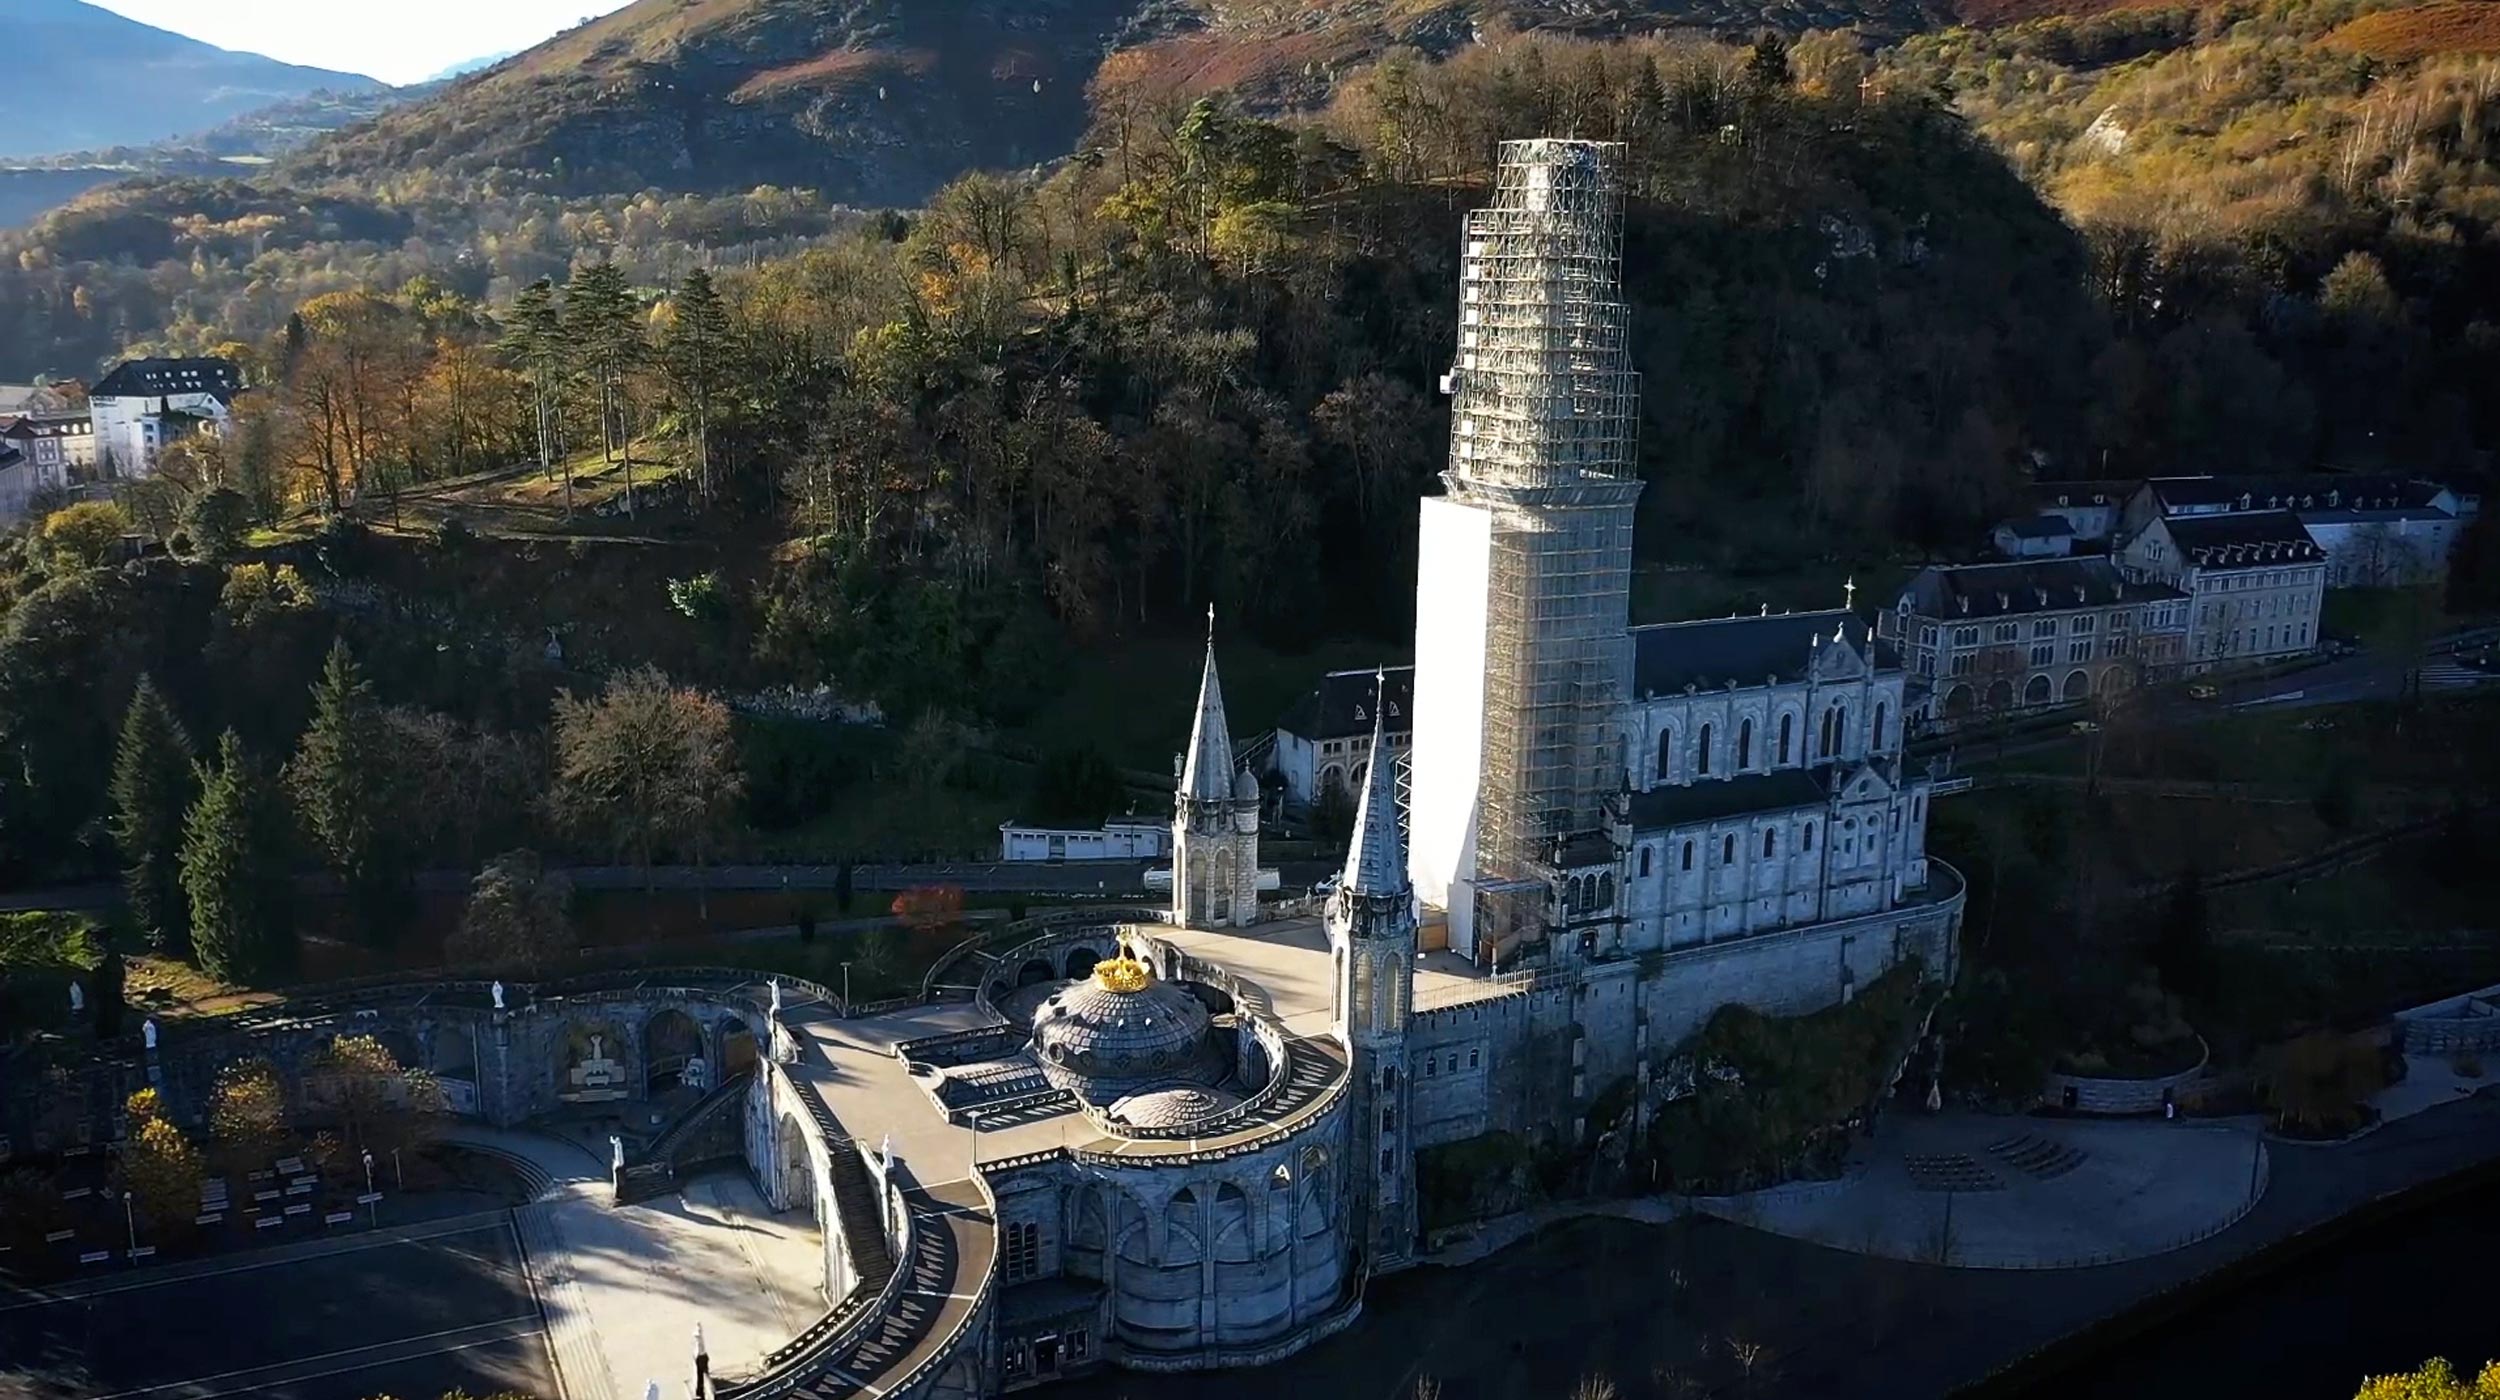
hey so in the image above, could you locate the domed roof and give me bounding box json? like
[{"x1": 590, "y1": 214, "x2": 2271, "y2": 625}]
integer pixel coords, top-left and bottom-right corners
[
  {"x1": 1232, "y1": 765, "x2": 1259, "y2": 802},
  {"x1": 1106, "y1": 1084, "x2": 1243, "y2": 1131},
  {"x1": 1031, "y1": 945, "x2": 1226, "y2": 1104}
]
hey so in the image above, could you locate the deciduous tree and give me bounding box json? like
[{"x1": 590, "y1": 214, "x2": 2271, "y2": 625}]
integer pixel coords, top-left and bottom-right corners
[{"x1": 548, "y1": 667, "x2": 743, "y2": 893}]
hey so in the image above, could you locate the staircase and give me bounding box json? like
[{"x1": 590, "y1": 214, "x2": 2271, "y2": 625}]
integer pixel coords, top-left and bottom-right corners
[{"x1": 613, "y1": 1069, "x2": 754, "y2": 1206}]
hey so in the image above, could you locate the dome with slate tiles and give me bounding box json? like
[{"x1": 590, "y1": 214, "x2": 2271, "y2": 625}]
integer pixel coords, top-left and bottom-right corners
[
  {"x1": 1030, "y1": 945, "x2": 1227, "y2": 1104},
  {"x1": 1104, "y1": 1084, "x2": 1243, "y2": 1131}
]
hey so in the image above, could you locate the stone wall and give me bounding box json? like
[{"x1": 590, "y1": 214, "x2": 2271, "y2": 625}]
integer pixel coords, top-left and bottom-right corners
[
  {"x1": 2395, "y1": 984, "x2": 2500, "y2": 1055},
  {"x1": 2040, "y1": 1040, "x2": 2212, "y2": 1116}
]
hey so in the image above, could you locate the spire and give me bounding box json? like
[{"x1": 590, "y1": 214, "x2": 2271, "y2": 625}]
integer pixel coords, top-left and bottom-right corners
[
  {"x1": 1180, "y1": 613, "x2": 1236, "y2": 804},
  {"x1": 1343, "y1": 671, "x2": 1407, "y2": 895}
]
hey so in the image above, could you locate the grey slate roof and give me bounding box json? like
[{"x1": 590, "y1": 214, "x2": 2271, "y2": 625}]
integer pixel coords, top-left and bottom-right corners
[
  {"x1": 90, "y1": 357, "x2": 239, "y2": 403},
  {"x1": 2029, "y1": 479, "x2": 2135, "y2": 509},
  {"x1": 1628, "y1": 770, "x2": 1829, "y2": 830},
  {"x1": 2161, "y1": 511, "x2": 2325, "y2": 566},
  {"x1": 1896, "y1": 556, "x2": 2181, "y2": 621},
  {"x1": 1630, "y1": 609, "x2": 1896, "y2": 696},
  {"x1": 2147, "y1": 474, "x2": 2443, "y2": 514},
  {"x1": 1179, "y1": 638, "x2": 1237, "y2": 805},
  {"x1": 2000, "y1": 517, "x2": 2075, "y2": 540},
  {"x1": 1279, "y1": 665, "x2": 1414, "y2": 740}
]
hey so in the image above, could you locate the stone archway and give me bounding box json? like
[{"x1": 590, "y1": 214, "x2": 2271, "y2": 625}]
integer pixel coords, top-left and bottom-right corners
[
  {"x1": 1942, "y1": 684, "x2": 1974, "y2": 718},
  {"x1": 1016, "y1": 958, "x2": 1056, "y2": 989},
  {"x1": 2063, "y1": 669, "x2": 2090, "y2": 702},
  {"x1": 644, "y1": 1008, "x2": 704, "y2": 1094},
  {"x1": 2023, "y1": 674, "x2": 2052, "y2": 707},
  {"x1": 721, "y1": 1019, "x2": 761, "y2": 1078},
  {"x1": 1064, "y1": 946, "x2": 1101, "y2": 981},
  {"x1": 778, "y1": 1112, "x2": 814, "y2": 1212},
  {"x1": 1987, "y1": 679, "x2": 2015, "y2": 712}
]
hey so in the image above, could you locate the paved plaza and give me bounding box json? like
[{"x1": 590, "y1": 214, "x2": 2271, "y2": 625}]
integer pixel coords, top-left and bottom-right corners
[{"x1": 1684, "y1": 1110, "x2": 2269, "y2": 1268}]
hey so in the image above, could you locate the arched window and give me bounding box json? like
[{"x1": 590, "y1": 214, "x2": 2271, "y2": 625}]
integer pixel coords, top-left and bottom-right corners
[
  {"x1": 1697, "y1": 724, "x2": 1713, "y2": 777},
  {"x1": 1721, "y1": 834, "x2": 1736, "y2": 865},
  {"x1": 1817, "y1": 708, "x2": 1833, "y2": 758},
  {"x1": 1873, "y1": 702, "x2": 1889, "y2": 751},
  {"x1": 1638, "y1": 846, "x2": 1653, "y2": 878},
  {"x1": 1654, "y1": 729, "x2": 1673, "y2": 783},
  {"x1": 1737, "y1": 718, "x2": 1754, "y2": 770},
  {"x1": 1763, "y1": 828, "x2": 1777, "y2": 859},
  {"x1": 1778, "y1": 713, "x2": 1794, "y2": 765},
  {"x1": 1598, "y1": 873, "x2": 1614, "y2": 908},
  {"x1": 1681, "y1": 841, "x2": 1695, "y2": 872},
  {"x1": 1803, "y1": 821, "x2": 1816, "y2": 853}
]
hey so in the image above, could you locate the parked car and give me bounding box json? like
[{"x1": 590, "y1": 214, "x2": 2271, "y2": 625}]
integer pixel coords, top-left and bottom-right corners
[
  {"x1": 2070, "y1": 719, "x2": 2101, "y2": 734},
  {"x1": 2187, "y1": 682, "x2": 2219, "y2": 701}
]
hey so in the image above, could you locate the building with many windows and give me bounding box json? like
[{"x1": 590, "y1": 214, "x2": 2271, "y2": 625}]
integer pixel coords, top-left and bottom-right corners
[
  {"x1": 2117, "y1": 512, "x2": 2326, "y2": 671},
  {"x1": 2121, "y1": 474, "x2": 2476, "y2": 589},
  {"x1": 1883, "y1": 557, "x2": 2188, "y2": 725},
  {"x1": 1270, "y1": 666, "x2": 1415, "y2": 817}
]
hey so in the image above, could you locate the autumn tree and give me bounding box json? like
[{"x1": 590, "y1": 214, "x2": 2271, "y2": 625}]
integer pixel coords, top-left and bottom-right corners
[
  {"x1": 209, "y1": 1058, "x2": 291, "y2": 1168},
  {"x1": 38, "y1": 500, "x2": 129, "y2": 571},
  {"x1": 181, "y1": 731, "x2": 295, "y2": 984},
  {"x1": 2357, "y1": 1359, "x2": 2500, "y2": 1400},
  {"x1": 109, "y1": 675, "x2": 195, "y2": 955},
  {"x1": 304, "y1": 1033, "x2": 446, "y2": 1156},
  {"x1": 118, "y1": 1114, "x2": 203, "y2": 1227},
  {"x1": 548, "y1": 667, "x2": 744, "y2": 893},
  {"x1": 446, "y1": 850, "x2": 576, "y2": 973}
]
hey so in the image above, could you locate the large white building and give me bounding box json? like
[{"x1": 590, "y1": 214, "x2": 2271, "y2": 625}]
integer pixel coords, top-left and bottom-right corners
[
  {"x1": 2121, "y1": 474, "x2": 2478, "y2": 590},
  {"x1": 2118, "y1": 511, "x2": 2327, "y2": 672},
  {"x1": 87, "y1": 357, "x2": 239, "y2": 478}
]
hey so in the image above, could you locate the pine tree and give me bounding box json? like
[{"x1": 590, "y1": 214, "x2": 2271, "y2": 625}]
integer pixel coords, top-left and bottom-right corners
[
  {"x1": 561, "y1": 261, "x2": 646, "y2": 516},
  {"x1": 290, "y1": 641, "x2": 401, "y2": 944},
  {"x1": 182, "y1": 731, "x2": 295, "y2": 984},
  {"x1": 500, "y1": 278, "x2": 569, "y2": 517},
  {"x1": 109, "y1": 676, "x2": 195, "y2": 956},
  {"x1": 661, "y1": 268, "x2": 735, "y2": 505}
]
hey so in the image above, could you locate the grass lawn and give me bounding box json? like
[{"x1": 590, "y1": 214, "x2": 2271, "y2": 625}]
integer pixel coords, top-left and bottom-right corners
[
  {"x1": 248, "y1": 440, "x2": 694, "y2": 546},
  {"x1": 2319, "y1": 586, "x2": 2453, "y2": 651}
]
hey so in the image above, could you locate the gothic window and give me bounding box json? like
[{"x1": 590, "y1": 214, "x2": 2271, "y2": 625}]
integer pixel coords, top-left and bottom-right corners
[
  {"x1": 1384, "y1": 1066, "x2": 1397, "y2": 1091},
  {"x1": 1654, "y1": 729, "x2": 1673, "y2": 782},
  {"x1": 1873, "y1": 702, "x2": 1889, "y2": 751},
  {"x1": 1006, "y1": 1221, "x2": 1042, "y2": 1282},
  {"x1": 1682, "y1": 841, "x2": 1694, "y2": 872},
  {"x1": 1425, "y1": 1057, "x2": 1436, "y2": 1077},
  {"x1": 1697, "y1": 724, "x2": 1713, "y2": 776},
  {"x1": 1737, "y1": 718, "x2": 1754, "y2": 769},
  {"x1": 1778, "y1": 713, "x2": 1794, "y2": 764},
  {"x1": 1468, "y1": 1049, "x2": 1480, "y2": 1068},
  {"x1": 1639, "y1": 846, "x2": 1653, "y2": 878},
  {"x1": 1598, "y1": 873, "x2": 1614, "y2": 907},
  {"x1": 1721, "y1": 834, "x2": 1735, "y2": 865},
  {"x1": 1803, "y1": 821, "x2": 1816, "y2": 853},
  {"x1": 1763, "y1": 829, "x2": 1777, "y2": 859}
]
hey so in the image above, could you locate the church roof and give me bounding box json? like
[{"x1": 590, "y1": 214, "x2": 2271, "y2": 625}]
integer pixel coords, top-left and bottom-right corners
[
  {"x1": 1342, "y1": 678, "x2": 1407, "y2": 895},
  {"x1": 1630, "y1": 609, "x2": 1896, "y2": 696},
  {"x1": 2146, "y1": 474, "x2": 2445, "y2": 515},
  {"x1": 1278, "y1": 665, "x2": 1414, "y2": 741},
  {"x1": 1629, "y1": 770, "x2": 1829, "y2": 830},
  {"x1": 91, "y1": 357, "x2": 240, "y2": 403},
  {"x1": 1179, "y1": 632, "x2": 1237, "y2": 804}
]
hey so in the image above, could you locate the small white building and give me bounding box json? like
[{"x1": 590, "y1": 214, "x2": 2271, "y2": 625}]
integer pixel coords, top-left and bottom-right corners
[
  {"x1": 998, "y1": 819, "x2": 1170, "y2": 863},
  {"x1": 2122, "y1": 474, "x2": 2475, "y2": 589},
  {"x1": 88, "y1": 358, "x2": 239, "y2": 478},
  {"x1": 2029, "y1": 479, "x2": 2134, "y2": 546},
  {"x1": 2118, "y1": 512, "x2": 2327, "y2": 672},
  {"x1": 1992, "y1": 516, "x2": 2076, "y2": 559}
]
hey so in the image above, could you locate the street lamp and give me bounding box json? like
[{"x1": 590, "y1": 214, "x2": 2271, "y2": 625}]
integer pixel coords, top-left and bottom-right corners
[
  {"x1": 693, "y1": 1321, "x2": 710, "y2": 1398},
  {"x1": 842, "y1": 961, "x2": 853, "y2": 1015},
  {"x1": 363, "y1": 1149, "x2": 378, "y2": 1227}
]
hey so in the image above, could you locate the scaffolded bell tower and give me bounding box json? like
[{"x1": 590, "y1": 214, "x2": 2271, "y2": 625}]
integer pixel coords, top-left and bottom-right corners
[{"x1": 1408, "y1": 139, "x2": 1643, "y2": 965}]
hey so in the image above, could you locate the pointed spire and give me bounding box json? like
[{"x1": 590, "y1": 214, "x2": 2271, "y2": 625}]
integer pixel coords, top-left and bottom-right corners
[
  {"x1": 1343, "y1": 670, "x2": 1407, "y2": 895},
  {"x1": 1179, "y1": 614, "x2": 1236, "y2": 804}
]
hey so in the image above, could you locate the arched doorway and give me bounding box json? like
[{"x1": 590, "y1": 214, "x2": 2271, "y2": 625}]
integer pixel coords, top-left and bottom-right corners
[
  {"x1": 2023, "y1": 674, "x2": 2052, "y2": 707},
  {"x1": 1942, "y1": 685, "x2": 1974, "y2": 719},
  {"x1": 1986, "y1": 679, "x2": 2015, "y2": 712},
  {"x1": 2064, "y1": 670, "x2": 2091, "y2": 702},
  {"x1": 779, "y1": 1113, "x2": 814, "y2": 1212},
  {"x1": 645, "y1": 1009, "x2": 703, "y2": 1094},
  {"x1": 1016, "y1": 958, "x2": 1056, "y2": 989}
]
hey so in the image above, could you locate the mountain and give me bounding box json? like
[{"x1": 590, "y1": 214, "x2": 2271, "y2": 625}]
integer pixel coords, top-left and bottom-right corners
[
  {"x1": 0, "y1": 0, "x2": 387, "y2": 160},
  {"x1": 282, "y1": 0, "x2": 1946, "y2": 206},
  {"x1": 422, "y1": 49, "x2": 521, "y2": 83}
]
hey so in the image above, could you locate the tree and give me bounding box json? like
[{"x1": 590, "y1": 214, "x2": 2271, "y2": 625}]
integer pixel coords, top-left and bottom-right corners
[
  {"x1": 304, "y1": 1033, "x2": 445, "y2": 1155},
  {"x1": 181, "y1": 486, "x2": 253, "y2": 564},
  {"x1": 289, "y1": 641, "x2": 404, "y2": 944},
  {"x1": 561, "y1": 261, "x2": 646, "y2": 513},
  {"x1": 182, "y1": 731, "x2": 295, "y2": 984},
  {"x1": 1745, "y1": 33, "x2": 1793, "y2": 92},
  {"x1": 548, "y1": 667, "x2": 743, "y2": 893},
  {"x1": 659, "y1": 268, "x2": 735, "y2": 504},
  {"x1": 38, "y1": 500, "x2": 129, "y2": 571},
  {"x1": 446, "y1": 850, "x2": 576, "y2": 973},
  {"x1": 2356, "y1": 1359, "x2": 2500, "y2": 1400},
  {"x1": 209, "y1": 1058, "x2": 291, "y2": 1169},
  {"x1": 501, "y1": 277, "x2": 570, "y2": 517},
  {"x1": 110, "y1": 676, "x2": 195, "y2": 955},
  {"x1": 93, "y1": 946, "x2": 126, "y2": 1040},
  {"x1": 118, "y1": 1114, "x2": 203, "y2": 1227}
]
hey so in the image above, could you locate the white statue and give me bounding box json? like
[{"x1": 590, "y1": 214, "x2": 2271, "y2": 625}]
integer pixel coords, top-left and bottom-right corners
[
  {"x1": 683, "y1": 1056, "x2": 707, "y2": 1091},
  {"x1": 142, "y1": 1018, "x2": 158, "y2": 1051},
  {"x1": 68, "y1": 981, "x2": 83, "y2": 1015},
  {"x1": 491, "y1": 980, "x2": 506, "y2": 1011},
  {"x1": 587, "y1": 1033, "x2": 605, "y2": 1063},
  {"x1": 768, "y1": 978, "x2": 782, "y2": 1015},
  {"x1": 693, "y1": 1322, "x2": 707, "y2": 1359},
  {"x1": 881, "y1": 1132, "x2": 894, "y2": 1168},
  {"x1": 610, "y1": 1134, "x2": 625, "y2": 1171}
]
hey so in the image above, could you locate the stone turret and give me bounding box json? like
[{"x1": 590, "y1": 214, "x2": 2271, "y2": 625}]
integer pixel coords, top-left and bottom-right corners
[
  {"x1": 1330, "y1": 673, "x2": 1418, "y2": 1268},
  {"x1": 1172, "y1": 613, "x2": 1262, "y2": 928}
]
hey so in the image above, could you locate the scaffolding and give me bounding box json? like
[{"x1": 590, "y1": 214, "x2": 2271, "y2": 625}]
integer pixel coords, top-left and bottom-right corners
[{"x1": 1445, "y1": 139, "x2": 1644, "y2": 962}]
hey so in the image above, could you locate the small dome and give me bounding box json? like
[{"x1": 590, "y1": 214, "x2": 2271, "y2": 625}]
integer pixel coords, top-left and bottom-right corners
[
  {"x1": 1233, "y1": 765, "x2": 1259, "y2": 802},
  {"x1": 1031, "y1": 946, "x2": 1226, "y2": 1104},
  {"x1": 1107, "y1": 1085, "x2": 1242, "y2": 1131}
]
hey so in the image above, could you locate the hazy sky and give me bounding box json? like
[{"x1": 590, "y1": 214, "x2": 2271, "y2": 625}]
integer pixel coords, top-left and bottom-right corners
[{"x1": 89, "y1": 0, "x2": 637, "y2": 86}]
